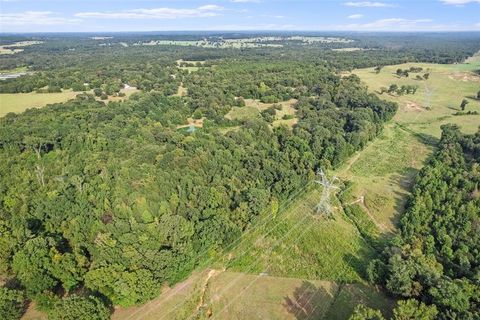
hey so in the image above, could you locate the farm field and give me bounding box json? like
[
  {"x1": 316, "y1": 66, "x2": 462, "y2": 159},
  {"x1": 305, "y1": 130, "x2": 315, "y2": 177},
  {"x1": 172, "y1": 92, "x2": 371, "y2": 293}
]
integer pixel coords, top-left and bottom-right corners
[
  {"x1": 1, "y1": 86, "x2": 139, "y2": 117},
  {"x1": 0, "y1": 90, "x2": 79, "y2": 116}
]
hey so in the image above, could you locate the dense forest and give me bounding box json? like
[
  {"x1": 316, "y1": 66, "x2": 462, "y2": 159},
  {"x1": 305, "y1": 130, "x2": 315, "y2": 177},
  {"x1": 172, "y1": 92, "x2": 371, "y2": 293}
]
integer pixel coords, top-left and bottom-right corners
[{"x1": 355, "y1": 126, "x2": 480, "y2": 319}]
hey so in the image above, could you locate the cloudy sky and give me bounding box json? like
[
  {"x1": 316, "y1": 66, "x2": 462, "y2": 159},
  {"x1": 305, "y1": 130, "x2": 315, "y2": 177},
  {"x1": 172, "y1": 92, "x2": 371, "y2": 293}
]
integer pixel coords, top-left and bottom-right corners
[{"x1": 1, "y1": 0, "x2": 479, "y2": 32}]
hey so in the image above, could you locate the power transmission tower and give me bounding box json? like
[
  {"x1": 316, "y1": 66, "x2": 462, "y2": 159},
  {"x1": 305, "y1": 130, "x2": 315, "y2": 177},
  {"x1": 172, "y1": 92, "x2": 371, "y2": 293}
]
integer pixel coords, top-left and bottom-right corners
[
  {"x1": 314, "y1": 169, "x2": 339, "y2": 218},
  {"x1": 424, "y1": 82, "x2": 433, "y2": 110}
]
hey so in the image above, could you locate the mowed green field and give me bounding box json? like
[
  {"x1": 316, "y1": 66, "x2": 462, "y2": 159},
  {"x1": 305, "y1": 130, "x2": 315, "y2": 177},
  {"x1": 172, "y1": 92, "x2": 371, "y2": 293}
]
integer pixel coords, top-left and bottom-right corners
[{"x1": 0, "y1": 90, "x2": 79, "y2": 116}]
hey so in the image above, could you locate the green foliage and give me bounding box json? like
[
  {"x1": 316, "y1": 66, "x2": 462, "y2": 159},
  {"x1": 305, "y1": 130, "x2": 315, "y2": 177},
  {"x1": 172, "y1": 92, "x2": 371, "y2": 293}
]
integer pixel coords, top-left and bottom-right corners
[
  {"x1": 0, "y1": 287, "x2": 25, "y2": 320},
  {"x1": 370, "y1": 125, "x2": 480, "y2": 318},
  {"x1": 85, "y1": 265, "x2": 159, "y2": 307},
  {"x1": 48, "y1": 295, "x2": 110, "y2": 320},
  {"x1": 350, "y1": 299, "x2": 437, "y2": 320},
  {"x1": 350, "y1": 304, "x2": 385, "y2": 320},
  {"x1": 392, "y1": 299, "x2": 437, "y2": 320},
  {"x1": 12, "y1": 237, "x2": 84, "y2": 296}
]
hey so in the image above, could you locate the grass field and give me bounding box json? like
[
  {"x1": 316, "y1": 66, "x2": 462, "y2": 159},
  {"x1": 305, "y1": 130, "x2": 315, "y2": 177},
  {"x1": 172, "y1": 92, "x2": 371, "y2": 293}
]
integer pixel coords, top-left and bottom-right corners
[
  {"x1": 1, "y1": 87, "x2": 139, "y2": 117},
  {"x1": 333, "y1": 52, "x2": 480, "y2": 236},
  {"x1": 110, "y1": 268, "x2": 393, "y2": 320},
  {"x1": 0, "y1": 41, "x2": 43, "y2": 55},
  {"x1": 352, "y1": 58, "x2": 480, "y2": 137},
  {"x1": 201, "y1": 272, "x2": 393, "y2": 320},
  {"x1": 226, "y1": 188, "x2": 374, "y2": 282},
  {"x1": 0, "y1": 90, "x2": 79, "y2": 116}
]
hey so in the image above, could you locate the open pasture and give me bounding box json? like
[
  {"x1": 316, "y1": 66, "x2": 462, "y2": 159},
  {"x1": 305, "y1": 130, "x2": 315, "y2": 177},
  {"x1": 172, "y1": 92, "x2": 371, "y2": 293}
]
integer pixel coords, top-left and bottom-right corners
[{"x1": 0, "y1": 90, "x2": 79, "y2": 116}]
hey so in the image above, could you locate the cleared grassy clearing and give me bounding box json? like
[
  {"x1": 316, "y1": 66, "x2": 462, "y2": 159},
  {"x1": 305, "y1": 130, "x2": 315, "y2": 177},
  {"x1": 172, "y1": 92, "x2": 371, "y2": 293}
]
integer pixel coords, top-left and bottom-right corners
[
  {"x1": 335, "y1": 123, "x2": 432, "y2": 232},
  {"x1": 226, "y1": 189, "x2": 374, "y2": 282},
  {"x1": 1, "y1": 86, "x2": 139, "y2": 117},
  {"x1": 225, "y1": 98, "x2": 299, "y2": 128},
  {"x1": 174, "y1": 83, "x2": 188, "y2": 97},
  {"x1": 95, "y1": 86, "x2": 140, "y2": 103},
  {"x1": 0, "y1": 90, "x2": 79, "y2": 116},
  {"x1": 176, "y1": 59, "x2": 206, "y2": 72},
  {"x1": 224, "y1": 105, "x2": 261, "y2": 121},
  {"x1": 110, "y1": 269, "x2": 392, "y2": 320},
  {"x1": 201, "y1": 272, "x2": 393, "y2": 320}
]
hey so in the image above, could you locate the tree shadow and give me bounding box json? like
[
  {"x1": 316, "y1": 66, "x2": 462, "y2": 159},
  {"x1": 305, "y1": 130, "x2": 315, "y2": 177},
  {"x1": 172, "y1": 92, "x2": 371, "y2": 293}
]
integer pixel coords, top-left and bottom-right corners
[
  {"x1": 283, "y1": 281, "x2": 332, "y2": 320},
  {"x1": 412, "y1": 132, "x2": 438, "y2": 148},
  {"x1": 3, "y1": 278, "x2": 30, "y2": 317}
]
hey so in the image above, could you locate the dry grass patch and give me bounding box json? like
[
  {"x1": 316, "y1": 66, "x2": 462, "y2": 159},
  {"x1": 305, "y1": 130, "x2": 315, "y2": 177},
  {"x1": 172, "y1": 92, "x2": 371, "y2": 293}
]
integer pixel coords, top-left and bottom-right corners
[
  {"x1": 0, "y1": 41, "x2": 43, "y2": 55},
  {"x1": 0, "y1": 90, "x2": 79, "y2": 116},
  {"x1": 448, "y1": 72, "x2": 480, "y2": 83},
  {"x1": 198, "y1": 272, "x2": 393, "y2": 320}
]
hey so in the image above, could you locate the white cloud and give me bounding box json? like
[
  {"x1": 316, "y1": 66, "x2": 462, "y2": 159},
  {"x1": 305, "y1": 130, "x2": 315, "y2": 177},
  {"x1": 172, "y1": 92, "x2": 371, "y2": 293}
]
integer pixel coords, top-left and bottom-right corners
[
  {"x1": 205, "y1": 23, "x2": 297, "y2": 30},
  {"x1": 75, "y1": 5, "x2": 225, "y2": 20},
  {"x1": 259, "y1": 14, "x2": 284, "y2": 18},
  {"x1": 336, "y1": 18, "x2": 436, "y2": 30},
  {"x1": 231, "y1": 0, "x2": 261, "y2": 3},
  {"x1": 0, "y1": 11, "x2": 81, "y2": 26},
  {"x1": 344, "y1": 2, "x2": 396, "y2": 7},
  {"x1": 440, "y1": 0, "x2": 480, "y2": 4},
  {"x1": 348, "y1": 14, "x2": 364, "y2": 19},
  {"x1": 197, "y1": 5, "x2": 224, "y2": 11}
]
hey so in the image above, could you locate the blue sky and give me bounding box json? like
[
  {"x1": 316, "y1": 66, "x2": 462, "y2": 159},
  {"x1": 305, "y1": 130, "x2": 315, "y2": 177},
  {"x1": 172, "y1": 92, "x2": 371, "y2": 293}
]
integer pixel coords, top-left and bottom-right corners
[{"x1": 1, "y1": 0, "x2": 479, "y2": 32}]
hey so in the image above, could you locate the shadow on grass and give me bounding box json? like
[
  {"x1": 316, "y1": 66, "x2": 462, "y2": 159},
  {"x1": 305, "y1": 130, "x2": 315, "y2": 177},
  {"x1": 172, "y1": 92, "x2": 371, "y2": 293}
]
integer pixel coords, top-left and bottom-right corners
[{"x1": 283, "y1": 281, "x2": 333, "y2": 320}]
